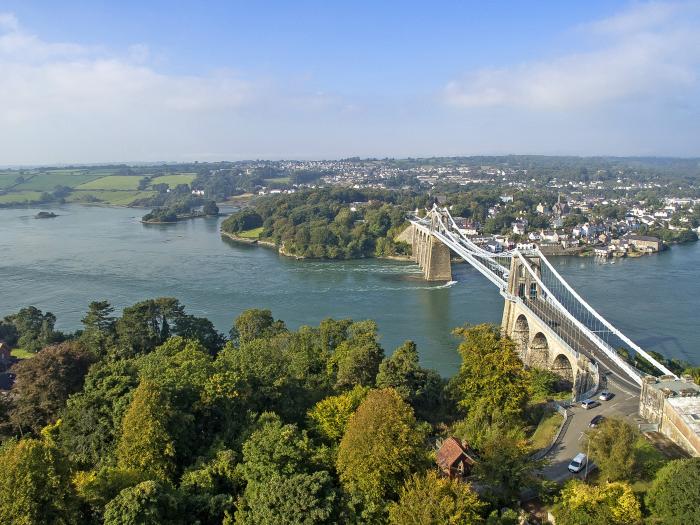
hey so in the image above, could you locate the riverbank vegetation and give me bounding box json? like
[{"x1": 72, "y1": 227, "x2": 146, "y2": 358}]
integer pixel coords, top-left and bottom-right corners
[
  {"x1": 0, "y1": 300, "x2": 695, "y2": 523},
  {"x1": 221, "y1": 188, "x2": 423, "y2": 259}
]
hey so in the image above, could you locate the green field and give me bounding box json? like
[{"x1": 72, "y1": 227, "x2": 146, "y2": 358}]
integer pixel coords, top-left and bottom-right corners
[
  {"x1": 238, "y1": 226, "x2": 264, "y2": 239},
  {"x1": 68, "y1": 190, "x2": 156, "y2": 205},
  {"x1": 77, "y1": 175, "x2": 145, "y2": 191},
  {"x1": 11, "y1": 347, "x2": 35, "y2": 359},
  {"x1": 0, "y1": 173, "x2": 23, "y2": 189},
  {"x1": 0, "y1": 191, "x2": 44, "y2": 204},
  {"x1": 265, "y1": 176, "x2": 290, "y2": 184},
  {"x1": 151, "y1": 173, "x2": 196, "y2": 186},
  {"x1": 14, "y1": 172, "x2": 103, "y2": 190},
  {"x1": 529, "y1": 410, "x2": 564, "y2": 450}
]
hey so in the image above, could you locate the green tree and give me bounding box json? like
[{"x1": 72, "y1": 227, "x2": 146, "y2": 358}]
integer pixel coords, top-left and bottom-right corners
[
  {"x1": 58, "y1": 359, "x2": 139, "y2": 468},
  {"x1": 234, "y1": 471, "x2": 337, "y2": 525},
  {"x1": 4, "y1": 305, "x2": 60, "y2": 353},
  {"x1": 388, "y1": 470, "x2": 485, "y2": 525},
  {"x1": 80, "y1": 300, "x2": 116, "y2": 356},
  {"x1": 554, "y1": 480, "x2": 641, "y2": 525},
  {"x1": 330, "y1": 320, "x2": 384, "y2": 389},
  {"x1": 115, "y1": 298, "x2": 185, "y2": 357},
  {"x1": 308, "y1": 385, "x2": 369, "y2": 443},
  {"x1": 376, "y1": 340, "x2": 443, "y2": 420},
  {"x1": 337, "y1": 388, "x2": 428, "y2": 521},
  {"x1": 646, "y1": 458, "x2": 700, "y2": 525},
  {"x1": 230, "y1": 308, "x2": 286, "y2": 345},
  {"x1": 448, "y1": 324, "x2": 529, "y2": 421},
  {"x1": 10, "y1": 341, "x2": 96, "y2": 434},
  {"x1": 116, "y1": 381, "x2": 176, "y2": 481},
  {"x1": 202, "y1": 200, "x2": 219, "y2": 216},
  {"x1": 103, "y1": 480, "x2": 181, "y2": 525},
  {"x1": 587, "y1": 418, "x2": 639, "y2": 482},
  {"x1": 0, "y1": 437, "x2": 79, "y2": 525}
]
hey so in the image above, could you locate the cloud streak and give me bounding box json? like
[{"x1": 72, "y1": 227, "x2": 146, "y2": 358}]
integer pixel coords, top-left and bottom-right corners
[{"x1": 445, "y1": 2, "x2": 700, "y2": 111}]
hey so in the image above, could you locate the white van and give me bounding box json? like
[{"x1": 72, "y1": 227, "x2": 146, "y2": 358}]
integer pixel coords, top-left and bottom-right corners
[{"x1": 568, "y1": 453, "x2": 587, "y2": 473}]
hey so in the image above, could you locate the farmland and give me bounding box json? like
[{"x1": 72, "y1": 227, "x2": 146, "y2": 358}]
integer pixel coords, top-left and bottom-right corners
[{"x1": 0, "y1": 167, "x2": 199, "y2": 207}]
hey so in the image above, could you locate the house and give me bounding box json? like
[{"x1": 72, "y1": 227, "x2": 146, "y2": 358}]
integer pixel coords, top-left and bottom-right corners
[
  {"x1": 486, "y1": 240, "x2": 502, "y2": 253},
  {"x1": 627, "y1": 234, "x2": 662, "y2": 253},
  {"x1": 436, "y1": 437, "x2": 477, "y2": 479},
  {"x1": 512, "y1": 221, "x2": 527, "y2": 235},
  {"x1": 536, "y1": 202, "x2": 549, "y2": 214}
]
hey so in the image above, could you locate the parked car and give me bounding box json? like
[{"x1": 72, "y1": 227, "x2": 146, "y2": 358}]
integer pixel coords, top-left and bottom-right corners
[
  {"x1": 599, "y1": 391, "x2": 614, "y2": 401},
  {"x1": 590, "y1": 415, "x2": 605, "y2": 428},
  {"x1": 581, "y1": 399, "x2": 599, "y2": 410},
  {"x1": 568, "y1": 453, "x2": 587, "y2": 473}
]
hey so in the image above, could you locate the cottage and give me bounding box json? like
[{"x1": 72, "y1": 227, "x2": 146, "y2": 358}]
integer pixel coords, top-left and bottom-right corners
[
  {"x1": 627, "y1": 234, "x2": 662, "y2": 253},
  {"x1": 436, "y1": 437, "x2": 477, "y2": 479}
]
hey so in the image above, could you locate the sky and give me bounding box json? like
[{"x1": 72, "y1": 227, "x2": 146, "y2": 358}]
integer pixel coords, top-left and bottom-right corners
[{"x1": 0, "y1": 0, "x2": 699, "y2": 164}]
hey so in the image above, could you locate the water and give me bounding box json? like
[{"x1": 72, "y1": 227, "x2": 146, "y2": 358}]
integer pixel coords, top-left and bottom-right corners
[{"x1": 1, "y1": 204, "x2": 698, "y2": 375}]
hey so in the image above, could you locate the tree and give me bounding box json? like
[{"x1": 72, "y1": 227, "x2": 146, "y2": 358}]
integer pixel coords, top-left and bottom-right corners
[
  {"x1": 202, "y1": 201, "x2": 219, "y2": 216},
  {"x1": 448, "y1": 324, "x2": 529, "y2": 422},
  {"x1": 337, "y1": 389, "x2": 428, "y2": 521},
  {"x1": 81, "y1": 300, "x2": 116, "y2": 356},
  {"x1": 58, "y1": 359, "x2": 139, "y2": 468},
  {"x1": 587, "y1": 418, "x2": 639, "y2": 482},
  {"x1": 115, "y1": 298, "x2": 185, "y2": 357},
  {"x1": 330, "y1": 320, "x2": 384, "y2": 389},
  {"x1": 555, "y1": 480, "x2": 641, "y2": 525},
  {"x1": 230, "y1": 308, "x2": 286, "y2": 345},
  {"x1": 116, "y1": 381, "x2": 177, "y2": 481},
  {"x1": 376, "y1": 341, "x2": 443, "y2": 419},
  {"x1": 388, "y1": 470, "x2": 485, "y2": 525},
  {"x1": 4, "y1": 306, "x2": 60, "y2": 353},
  {"x1": 0, "y1": 437, "x2": 79, "y2": 525},
  {"x1": 646, "y1": 458, "x2": 700, "y2": 525},
  {"x1": 234, "y1": 471, "x2": 337, "y2": 525},
  {"x1": 472, "y1": 426, "x2": 539, "y2": 507},
  {"x1": 10, "y1": 341, "x2": 96, "y2": 434},
  {"x1": 103, "y1": 480, "x2": 181, "y2": 525},
  {"x1": 308, "y1": 385, "x2": 369, "y2": 443},
  {"x1": 175, "y1": 314, "x2": 226, "y2": 354}
]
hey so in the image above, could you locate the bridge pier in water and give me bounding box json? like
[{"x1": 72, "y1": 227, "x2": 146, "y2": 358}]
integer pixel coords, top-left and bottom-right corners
[{"x1": 398, "y1": 224, "x2": 452, "y2": 281}]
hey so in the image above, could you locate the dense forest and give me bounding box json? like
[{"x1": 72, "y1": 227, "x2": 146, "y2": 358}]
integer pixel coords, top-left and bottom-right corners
[
  {"x1": 1, "y1": 300, "x2": 699, "y2": 524},
  {"x1": 221, "y1": 189, "x2": 427, "y2": 259}
]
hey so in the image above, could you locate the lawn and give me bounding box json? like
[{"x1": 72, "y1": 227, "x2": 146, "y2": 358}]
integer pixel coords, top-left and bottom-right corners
[
  {"x1": 238, "y1": 227, "x2": 264, "y2": 239},
  {"x1": 0, "y1": 191, "x2": 44, "y2": 204},
  {"x1": 14, "y1": 171, "x2": 103, "y2": 191},
  {"x1": 11, "y1": 347, "x2": 35, "y2": 359},
  {"x1": 530, "y1": 410, "x2": 564, "y2": 450},
  {"x1": 68, "y1": 190, "x2": 156, "y2": 206},
  {"x1": 150, "y1": 173, "x2": 196, "y2": 187},
  {"x1": 77, "y1": 175, "x2": 143, "y2": 191},
  {"x1": 264, "y1": 176, "x2": 290, "y2": 184}
]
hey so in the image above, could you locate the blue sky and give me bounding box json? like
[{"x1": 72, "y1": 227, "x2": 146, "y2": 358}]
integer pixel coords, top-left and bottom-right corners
[{"x1": 0, "y1": 1, "x2": 698, "y2": 163}]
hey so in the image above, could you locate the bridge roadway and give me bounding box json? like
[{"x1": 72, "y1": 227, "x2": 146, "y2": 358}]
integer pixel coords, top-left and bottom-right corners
[{"x1": 521, "y1": 295, "x2": 641, "y2": 395}]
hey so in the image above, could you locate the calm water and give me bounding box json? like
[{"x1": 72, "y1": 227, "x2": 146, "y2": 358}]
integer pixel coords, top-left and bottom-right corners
[{"x1": 1, "y1": 205, "x2": 698, "y2": 375}]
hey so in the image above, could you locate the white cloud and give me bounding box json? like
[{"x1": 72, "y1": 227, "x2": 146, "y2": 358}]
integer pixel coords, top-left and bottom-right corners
[
  {"x1": 0, "y1": 14, "x2": 252, "y2": 125},
  {"x1": 445, "y1": 2, "x2": 700, "y2": 110}
]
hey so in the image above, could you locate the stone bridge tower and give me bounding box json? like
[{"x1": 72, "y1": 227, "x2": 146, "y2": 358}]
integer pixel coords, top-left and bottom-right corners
[
  {"x1": 396, "y1": 224, "x2": 452, "y2": 281},
  {"x1": 502, "y1": 255, "x2": 598, "y2": 399}
]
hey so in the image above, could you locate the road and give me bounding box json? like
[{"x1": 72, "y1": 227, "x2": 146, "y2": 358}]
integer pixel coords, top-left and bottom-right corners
[{"x1": 540, "y1": 383, "x2": 643, "y2": 482}]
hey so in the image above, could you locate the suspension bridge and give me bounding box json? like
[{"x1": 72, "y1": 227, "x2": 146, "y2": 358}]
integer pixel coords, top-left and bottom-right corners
[{"x1": 398, "y1": 205, "x2": 675, "y2": 400}]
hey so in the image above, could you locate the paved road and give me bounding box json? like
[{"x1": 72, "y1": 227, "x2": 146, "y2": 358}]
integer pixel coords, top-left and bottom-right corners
[{"x1": 541, "y1": 384, "x2": 643, "y2": 482}]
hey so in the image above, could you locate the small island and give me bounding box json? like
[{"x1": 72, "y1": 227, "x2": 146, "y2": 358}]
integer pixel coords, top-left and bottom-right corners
[
  {"x1": 142, "y1": 200, "x2": 220, "y2": 224},
  {"x1": 34, "y1": 211, "x2": 58, "y2": 219}
]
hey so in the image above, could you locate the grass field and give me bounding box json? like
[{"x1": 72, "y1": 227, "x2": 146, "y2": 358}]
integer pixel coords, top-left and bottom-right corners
[
  {"x1": 530, "y1": 410, "x2": 564, "y2": 450},
  {"x1": 14, "y1": 172, "x2": 103, "y2": 190},
  {"x1": 68, "y1": 190, "x2": 156, "y2": 205},
  {"x1": 151, "y1": 173, "x2": 196, "y2": 186},
  {"x1": 77, "y1": 175, "x2": 144, "y2": 191},
  {"x1": 11, "y1": 347, "x2": 35, "y2": 359},
  {"x1": 0, "y1": 173, "x2": 22, "y2": 189},
  {"x1": 238, "y1": 227, "x2": 264, "y2": 239},
  {"x1": 264, "y1": 176, "x2": 290, "y2": 184},
  {"x1": 0, "y1": 191, "x2": 44, "y2": 204}
]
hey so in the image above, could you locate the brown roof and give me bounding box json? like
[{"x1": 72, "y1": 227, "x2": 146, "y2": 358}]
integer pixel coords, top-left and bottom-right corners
[{"x1": 436, "y1": 437, "x2": 476, "y2": 470}]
